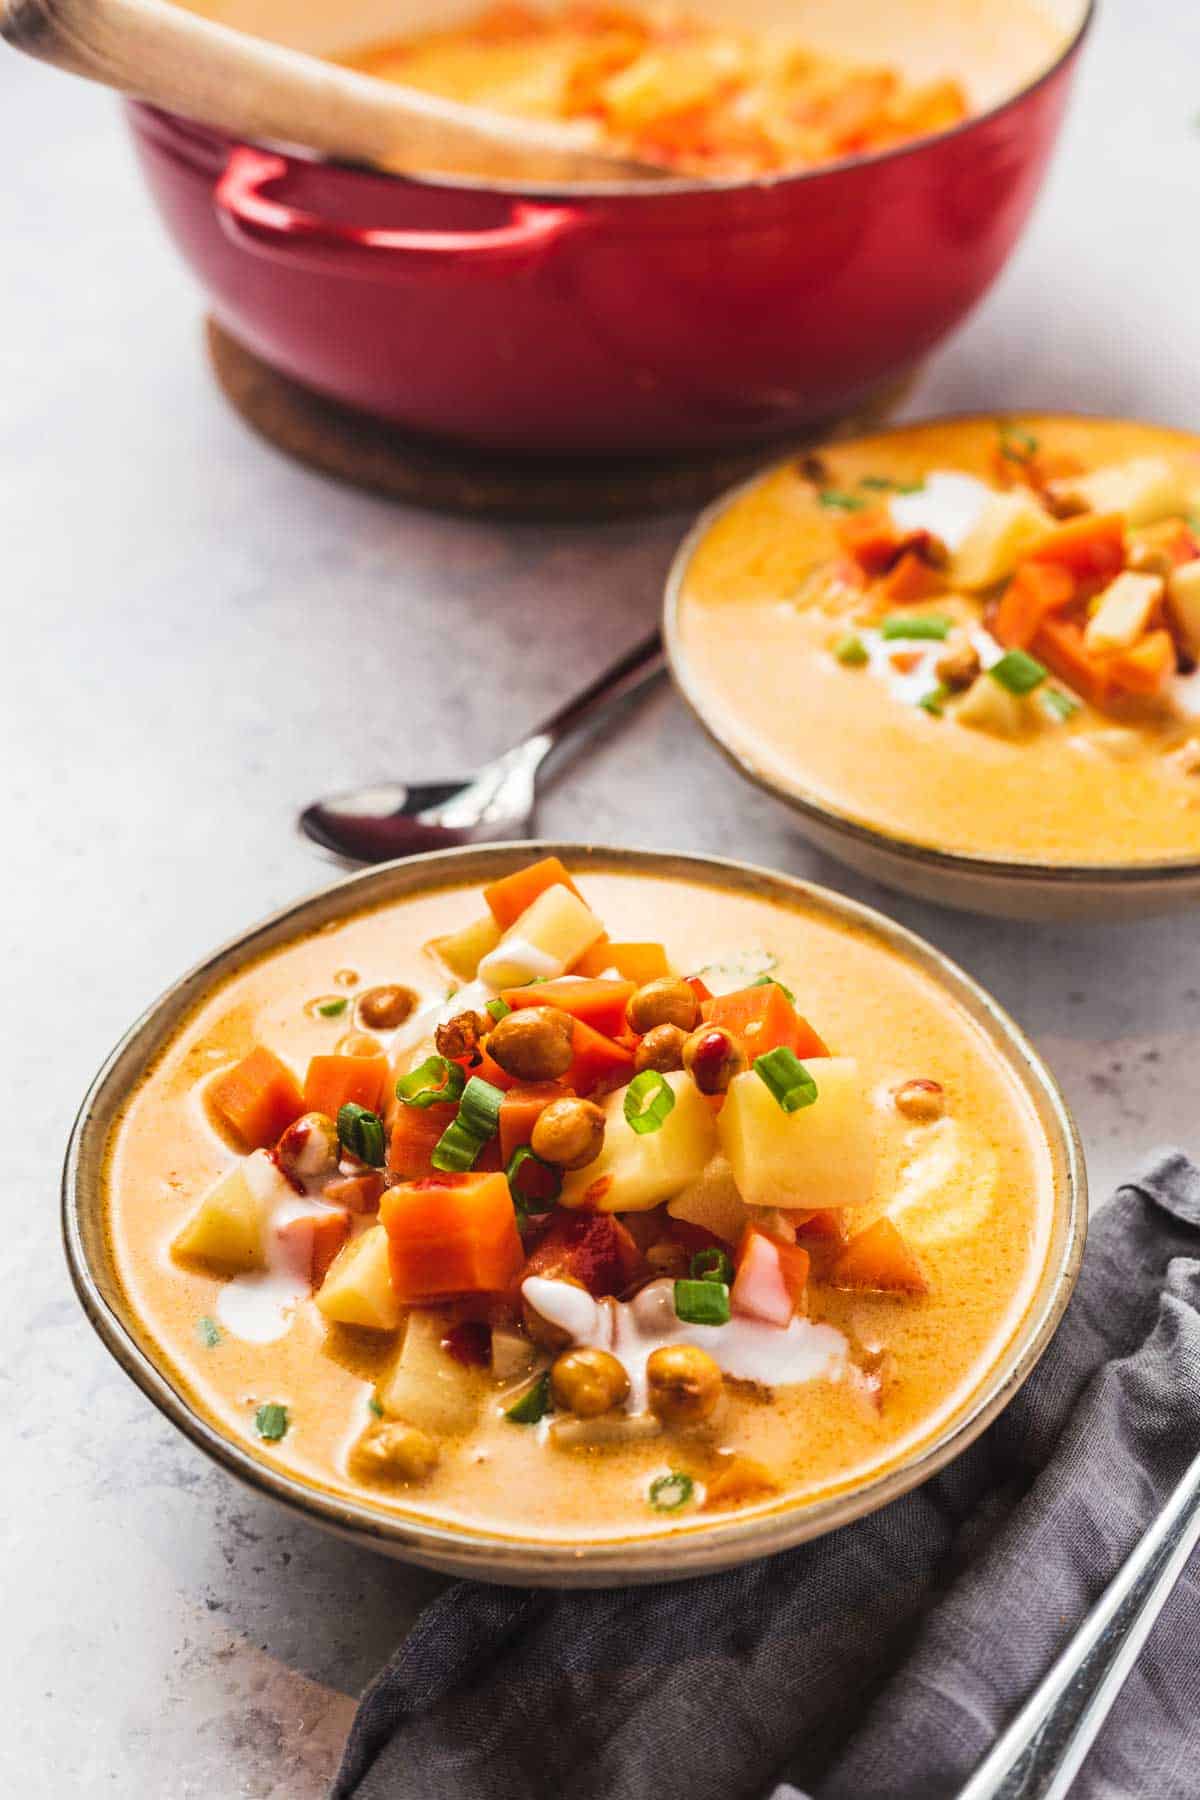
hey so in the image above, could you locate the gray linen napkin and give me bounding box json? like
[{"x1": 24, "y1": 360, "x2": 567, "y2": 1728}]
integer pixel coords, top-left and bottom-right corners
[{"x1": 332, "y1": 1152, "x2": 1200, "y2": 1800}]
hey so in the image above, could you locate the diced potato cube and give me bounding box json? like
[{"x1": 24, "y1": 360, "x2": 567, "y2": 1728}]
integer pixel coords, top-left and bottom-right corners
[
  {"x1": 951, "y1": 491, "x2": 1053, "y2": 590},
  {"x1": 1049, "y1": 456, "x2": 1186, "y2": 527},
  {"x1": 378, "y1": 1309, "x2": 482, "y2": 1435},
  {"x1": 426, "y1": 913, "x2": 502, "y2": 982},
  {"x1": 477, "y1": 885, "x2": 606, "y2": 988},
  {"x1": 602, "y1": 42, "x2": 743, "y2": 132},
  {"x1": 491, "y1": 1325, "x2": 535, "y2": 1381},
  {"x1": 667, "y1": 1155, "x2": 750, "y2": 1246},
  {"x1": 560, "y1": 1071, "x2": 717, "y2": 1213},
  {"x1": 316, "y1": 1224, "x2": 403, "y2": 1331},
  {"x1": 717, "y1": 1058, "x2": 874, "y2": 1212},
  {"x1": 1167, "y1": 558, "x2": 1200, "y2": 658},
  {"x1": 171, "y1": 1150, "x2": 284, "y2": 1273},
  {"x1": 952, "y1": 673, "x2": 1033, "y2": 739},
  {"x1": 1084, "y1": 570, "x2": 1164, "y2": 653}
]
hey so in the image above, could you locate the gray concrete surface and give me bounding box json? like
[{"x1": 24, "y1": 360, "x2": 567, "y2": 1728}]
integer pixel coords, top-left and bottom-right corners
[{"x1": 3, "y1": 2, "x2": 1199, "y2": 1792}]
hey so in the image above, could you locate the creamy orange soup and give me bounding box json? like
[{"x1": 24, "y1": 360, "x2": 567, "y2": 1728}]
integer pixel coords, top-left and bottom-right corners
[
  {"x1": 105, "y1": 861, "x2": 1056, "y2": 1545},
  {"x1": 343, "y1": 2, "x2": 970, "y2": 178},
  {"x1": 675, "y1": 418, "x2": 1200, "y2": 868}
]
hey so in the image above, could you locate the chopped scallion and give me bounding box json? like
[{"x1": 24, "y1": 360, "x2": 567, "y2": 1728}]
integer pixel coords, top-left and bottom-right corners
[
  {"x1": 674, "y1": 1279, "x2": 731, "y2": 1326},
  {"x1": 486, "y1": 997, "x2": 512, "y2": 1023},
  {"x1": 317, "y1": 997, "x2": 348, "y2": 1018},
  {"x1": 367, "y1": 1395, "x2": 384, "y2": 1418},
  {"x1": 1041, "y1": 686, "x2": 1081, "y2": 722},
  {"x1": 505, "y1": 1372, "x2": 552, "y2": 1424},
  {"x1": 754, "y1": 1047, "x2": 819, "y2": 1113},
  {"x1": 395, "y1": 1055, "x2": 466, "y2": 1111},
  {"x1": 337, "y1": 1102, "x2": 386, "y2": 1168},
  {"x1": 817, "y1": 489, "x2": 870, "y2": 512},
  {"x1": 990, "y1": 648, "x2": 1047, "y2": 695},
  {"x1": 431, "y1": 1076, "x2": 504, "y2": 1173},
  {"x1": 505, "y1": 1145, "x2": 562, "y2": 1215},
  {"x1": 254, "y1": 1402, "x2": 288, "y2": 1442},
  {"x1": 834, "y1": 634, "x2": 869, "y2": 667},
  {"x1": 196, "y1": 1315, "x2": 221, "y2": 1348},
  {"x1": 690, "y1": 1248, "x2": 733, "y2": 1285},
  {"x1": 648, "y1": 1471, "x2": 695, "y2": 1512},
  {"x1": 623, "y1": 1070, "x2": 676, "y2": 1136},
  {"x1": 997, "y1": 422, "x2": 1039, "y2": 460},
  {"x1": 880, "y1": 613, "x2": 952, "y2": 641},
  {"x1": 457, "y1": 1076, "x2": 504, "y2": 1140},
  {"x1": 859, "y1": 475, "x2": 925, "y2": 495},
  {"x1": 918, "y1": 684, "x2": 949, "y2": 717}
]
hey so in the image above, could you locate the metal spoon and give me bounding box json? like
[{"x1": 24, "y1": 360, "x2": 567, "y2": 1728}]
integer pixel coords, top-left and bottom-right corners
[
  {"x1": 300, "y1": 630, "x2": 666, "y2": 863},
  {"x1": 957, "y1": 1440, "x2": 1200, "y2": 1800}
]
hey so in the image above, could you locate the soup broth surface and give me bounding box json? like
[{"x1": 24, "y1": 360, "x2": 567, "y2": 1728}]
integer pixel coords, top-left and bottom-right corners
[{"x1": 106, "y1": 867, "x2": 1056, "y2": 1545}]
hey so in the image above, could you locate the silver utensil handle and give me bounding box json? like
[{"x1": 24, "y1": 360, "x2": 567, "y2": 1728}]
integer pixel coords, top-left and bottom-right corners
[
  {"x1": 957, "y1": 1443, "x2": 1200, "y2": 1800},
  {"x1": 533, "y1": 629, "x2": 666, "y2": 749}
]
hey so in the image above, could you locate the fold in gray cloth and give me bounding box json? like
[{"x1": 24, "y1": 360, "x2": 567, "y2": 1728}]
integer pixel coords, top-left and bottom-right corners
[{"x1": 332, "y1": 1152, "x2": 1200, "y2": 1800}]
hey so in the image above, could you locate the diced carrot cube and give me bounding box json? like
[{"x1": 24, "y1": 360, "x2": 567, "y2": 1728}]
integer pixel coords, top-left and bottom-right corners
[
  {"x1": 1110, "y1": 628, "x2": 1177, "y2": 695},
  {"x1": 502, "y1": 977, "x2": 635, "y2": 1039},
  {"x1": 791, "y1": 1208, "x2": 849, "y2": 1245},
  {"x1": 303, "y1": 1053, "x2": 389, "y2": 1120},
  {"x1": 994, "y1": 561, "x2": 1076, "y2": 650},
  {"x1": 276, "y1": 1206, "x2": 351, "y2": 1284},
  {"x1": 324, "y1": 1171, "x2": 385, "y2": 1213},
  {"x1": 521, "y1": 1210, "x2": 646, "y2": 1297},
  {"x1": 381, "y1": 1172, "x2": 524, "y2": 1301},
  {"x1": 875, "y1": 549, "x2": 942, "y2": 605},
  {"x1": 498, "y1": 1083, "x2": 563, "y2": 1163},
  {"x1": 836, "y1": 507, "x2": 908, "y2": 576},
  {"x1": 731, "y1": 1228, "x2": 810, "y2": 1325},
  {"x1": 706, "y1": 984, "x2": 828, "y2": 1061},
  {"x1": 1027, "y1": 512, "x2": 1126, "y2": 583},
  {"x1": 388, "y1": 1102, "x2": 458, "y2": 1180},
  {"x1": 1032, "y1": 616, "x2": 1114, "y2": 708},
  {"x1": 576, "y1": 941, "x2": 671, "y2": 984},
  {"x1": 209, "y1": 1046, "x2": 304, "y2": 1151},
  {"x1": 829, "y1": 1217, "x2": 929, "y2": 1295},
  {"x1": 472, "y1": 1045, "x2": 519, "y2": 1092},
  {"x1": 483, "y1": 857, "x2": 584, "y2": 929},
  {"x1": 565, "y1": 1019, "x2": 635, "y2": 1096}
]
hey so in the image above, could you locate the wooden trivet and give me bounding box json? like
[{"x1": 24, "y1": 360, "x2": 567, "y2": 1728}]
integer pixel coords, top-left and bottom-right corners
[{"x1": 206, "y1": 318, "x2": 915, "y2": 521}]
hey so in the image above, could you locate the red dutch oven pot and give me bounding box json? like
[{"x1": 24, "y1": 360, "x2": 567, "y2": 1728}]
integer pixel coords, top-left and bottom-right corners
[{"x1": 126, "y1": 5, "x2": 1091, "y2": 457}]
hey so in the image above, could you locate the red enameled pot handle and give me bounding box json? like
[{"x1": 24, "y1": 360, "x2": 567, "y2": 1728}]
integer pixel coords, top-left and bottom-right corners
[{"x1": 214, "y1": 147, "x2": 584, "y2": 272}]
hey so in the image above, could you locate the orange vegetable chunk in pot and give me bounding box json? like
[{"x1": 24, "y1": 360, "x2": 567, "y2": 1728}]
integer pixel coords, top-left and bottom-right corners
[
  {"x1": 209, "y1": 1046, "x2": 304, "y2": 1150},
  {"x1": 388, "y1": 1102, "x2": 459, "y2": 1181},
  {"x1": 381, "y1": 1172, "x2": 524, "y2": 1301},
  {"x1": 576, "y1": 941, "x2": 670, "y2": 984},
  {"x1": 564, "y1": 1019, "x2": 636, "y2": 1095},
  {"x1": 501, "y1": 977, "x2": 636, "y2": 1038},
  {"x1": 1027, "y1": 511, "x2": 1126, "y2": 582}
]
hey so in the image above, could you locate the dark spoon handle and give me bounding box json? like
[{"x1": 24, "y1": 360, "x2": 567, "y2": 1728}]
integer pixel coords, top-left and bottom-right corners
[{"x1": 533, "y1": 629, "x2": 666, "y2": 750}]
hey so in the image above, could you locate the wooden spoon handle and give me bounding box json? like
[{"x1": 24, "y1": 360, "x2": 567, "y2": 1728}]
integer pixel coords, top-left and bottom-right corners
[{"x1": 1, "y1": 0, "x2": 658, "y2": 181}]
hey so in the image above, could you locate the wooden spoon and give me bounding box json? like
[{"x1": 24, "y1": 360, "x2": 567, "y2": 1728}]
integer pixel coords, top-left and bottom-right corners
[{"x1": 1, "y1": 0, "x2": 668, "y2": 182}]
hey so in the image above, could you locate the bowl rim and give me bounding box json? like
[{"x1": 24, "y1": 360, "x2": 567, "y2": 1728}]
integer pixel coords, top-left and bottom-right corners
[
  {"x1": 63, "y1": 841, "x2": 1086, "y2": 1586},
  {"x1": 664, "y1": 408, "x2": 1200, "y2": 892},
  {"x1": 127, "y1": 0, "x2": 1094, "y2": 203}
]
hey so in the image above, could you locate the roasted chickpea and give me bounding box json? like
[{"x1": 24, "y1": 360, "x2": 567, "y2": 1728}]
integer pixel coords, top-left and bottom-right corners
[
  {"x1": 487, "y1": 1006, "x2": 575, "y2": 1081},
  {"x1": 682, "y1": 1025, "x2": 748, "y2": 1096},
  {"x1": 550, "y1": 1347, "x2": 630, "y2": 1417},
  {"x1": 435, "y1": 1009, "x2": 489, "y2": 1062},
  {"x1": 275, "y1": 1111, "x2": 339, "y2": 1183},
  {"x1": 646, "y1": 1345, "x2": 723, "y2": 1426},
  {"x1": 894, "y1": 1077, "x2": 945, "y2": 1121},
  {"x1": 352, "y1": 1421, "x2": 439, "y2": 1482},
  {"x1": 626, "y1": 977, "x2": 701, "y2": 1037},
  {"x1": 336, "y1": 1029, "x2": 384, "y2": 1058},
  {"x1": 934, "y1": 638, "x2": 981, "y2": 691},
  {"x1": 634, "y1": 1023, "x2": 688, "y2": 1075},
  {"x1": 358, "y1": 984, "x2": 418, "y2": 1031},
  {"x1": 530, "y1": 1097, "x2": 606, "y2": 1170}
]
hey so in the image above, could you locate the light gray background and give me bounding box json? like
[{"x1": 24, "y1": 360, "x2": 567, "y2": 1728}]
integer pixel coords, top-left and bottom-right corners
[{"x1": 3, "y1": 2, "x2": 1198, "y2": 1792}]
